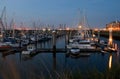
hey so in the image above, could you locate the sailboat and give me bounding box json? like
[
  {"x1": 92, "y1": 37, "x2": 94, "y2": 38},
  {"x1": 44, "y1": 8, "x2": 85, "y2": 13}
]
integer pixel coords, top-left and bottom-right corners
[
  {"x1": 22, "y1": 44, "x2": 36, "y2": 54},
  {"x1": 0, "y1": 7, "x2": 12, "y2": 51},
  {"x1": 67, "y1": 11, "x2": 95, "y2": 55}
]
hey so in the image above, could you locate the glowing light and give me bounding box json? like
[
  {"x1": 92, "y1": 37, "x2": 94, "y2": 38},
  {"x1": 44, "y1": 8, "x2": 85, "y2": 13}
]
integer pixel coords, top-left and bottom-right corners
[
  {"x1": 103, "y1": 28, "x2": 106, "y2": 31},
  {"x1": 94, "y1": 29, "x2": 98, "y2": 31},
  {"x1": 93, "y1": 34, "x2": 95, "y2": 37},
  {"x1": 42, "y1": 28, "x2": 46, "y2": 31},
  {"x1": 24, "y1": 27, "x2": 30, "y2": 31},
  {"x1": 109, "y1": 28, "x2": 112, "y2": 31},
  {"x1": 108, "y1": 28, "x2": 113, "y2": 46},
  {"x1": 48, "y1": 28, "x2": 51, "y2": 31},
  {"x1": 78, "y1": 26, "x2": 82, "y2": 29},
  {"x1": 109, "y1": 55, "x2": 112, "y2": 69},
  {"x1": 109, "y1": 38, "x2": 113, "y2": 47},
  {"x1": 0, "y1": 34, "x2": 2, "y2": 37},
  {"x1": 66, "y1": 27, "x2": 70, "y2": 30},
  {"x1": 16, "y1": 27, "x2": 22, "y2": 30},
  {"x1": 109, "y1": 38, "x2": 112, "y2": 42}
]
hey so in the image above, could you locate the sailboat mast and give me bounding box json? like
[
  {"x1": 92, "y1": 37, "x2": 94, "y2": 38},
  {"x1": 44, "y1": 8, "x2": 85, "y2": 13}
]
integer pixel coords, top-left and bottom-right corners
[
  {"x1": 83, "y1": 11, "x2": 90, "y2": 38},
  {"x1": 12, "y1": 18, "x2": 15, "y2": 38},
  {"x1": 0, "y1": 6, "x2": 7, "y2": 39}
]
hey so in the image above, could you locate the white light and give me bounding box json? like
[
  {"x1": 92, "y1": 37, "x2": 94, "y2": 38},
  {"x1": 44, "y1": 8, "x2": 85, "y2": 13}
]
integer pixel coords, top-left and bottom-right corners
[
  {"x1": 48, "y1": 28, "x2": 51, "y2": 31},
  {"x1": 93, "y1": 34, "x2": 95, "y2": 37},
  {"x1": 78, "y1": 26, "x2": 82, "y2": 29},
  {"x1": 66, "y1": 27, "x2": 70, "y2": 30},
  {"x1": 42, "y1": 28, "x2": 46, "y2": 31},
  {"x1": 0, "y1": 34, "x2": 2, "y2": 37}
]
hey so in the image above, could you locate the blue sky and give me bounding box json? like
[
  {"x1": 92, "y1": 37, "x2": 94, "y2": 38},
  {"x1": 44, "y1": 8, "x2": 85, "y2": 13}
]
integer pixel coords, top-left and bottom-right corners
[{"x1": 0, "y1": 0, "x2": 120, "y2": 28}]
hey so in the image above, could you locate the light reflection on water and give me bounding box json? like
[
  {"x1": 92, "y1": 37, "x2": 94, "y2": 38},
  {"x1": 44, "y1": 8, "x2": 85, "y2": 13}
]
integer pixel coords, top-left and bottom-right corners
[
  {"x1": 0, "y1": 37, "x2": 120, "y2": 79},
  {"x1": 109, "y1": 54, "x2": 112, "y2": 69}
]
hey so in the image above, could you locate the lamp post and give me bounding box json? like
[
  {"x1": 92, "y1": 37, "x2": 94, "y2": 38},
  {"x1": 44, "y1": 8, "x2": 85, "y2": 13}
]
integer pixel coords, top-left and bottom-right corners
[
  {"x1": 108, "y1": 24, "x2": 113, "y2": 47},
  {"x1": 65, "y1": 27, "x2": 70, "y2": 44},
  {"x1": 78, "y1": 25, "x2": 82, "y2": 29},
  {"x1": 52, "y1": 30, "x2": 56, "y2": 50}
]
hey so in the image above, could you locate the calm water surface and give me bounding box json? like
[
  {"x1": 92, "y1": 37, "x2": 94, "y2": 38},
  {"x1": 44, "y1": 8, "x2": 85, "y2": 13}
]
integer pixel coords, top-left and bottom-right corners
[{"x1": 0, "y1": 36, "x2": 120, "y2": 79}]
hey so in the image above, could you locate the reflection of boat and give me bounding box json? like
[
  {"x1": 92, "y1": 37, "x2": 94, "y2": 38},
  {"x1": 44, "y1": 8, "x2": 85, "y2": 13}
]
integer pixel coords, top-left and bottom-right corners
[
  {"x1": 70, "y1": 47, "x2": 80, "y2": 56},
  {"x1": 21, "y1": 54, "x2": 32, "y2": 61},
  {"x1": 79, "y1": 53, "x2": 91, "y2": 57},
  {"x1": 70, "y1": 52, "x2": 91, "y2": 58},
  {"x1": 22, "y1": 44, "x2": 36, "y2": 54},
  {"x1": 21, "y1": 51, "x2": 39, "y2": 61}
]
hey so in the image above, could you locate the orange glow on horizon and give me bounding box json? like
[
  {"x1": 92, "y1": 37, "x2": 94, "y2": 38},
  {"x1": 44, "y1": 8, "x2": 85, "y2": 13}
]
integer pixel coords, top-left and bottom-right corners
[
  {"x1": 66, "y1": 27, "x2": 70, "y2": 30},
  {"x1": 107, "y1": 27, "x2": 120, "y2": 31}
]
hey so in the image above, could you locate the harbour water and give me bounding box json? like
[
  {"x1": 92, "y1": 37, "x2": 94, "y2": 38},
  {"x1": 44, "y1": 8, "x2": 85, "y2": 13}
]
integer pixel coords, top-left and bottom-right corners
[{"x1": 0, "y1": 36, "x2": 120, "y2": 79}]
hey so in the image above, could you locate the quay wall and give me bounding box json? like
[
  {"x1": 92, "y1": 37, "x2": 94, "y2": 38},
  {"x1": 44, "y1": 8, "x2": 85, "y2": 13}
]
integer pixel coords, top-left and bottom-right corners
[{"x1": 94, "y1": 31, "x2": 120, "y2": 40}]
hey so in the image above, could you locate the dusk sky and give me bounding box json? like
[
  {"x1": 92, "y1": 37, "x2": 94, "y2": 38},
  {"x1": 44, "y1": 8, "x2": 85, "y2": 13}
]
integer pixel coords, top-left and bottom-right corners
[{"x1": 0, "y1": 0, "x2": 120, "y2": 28}]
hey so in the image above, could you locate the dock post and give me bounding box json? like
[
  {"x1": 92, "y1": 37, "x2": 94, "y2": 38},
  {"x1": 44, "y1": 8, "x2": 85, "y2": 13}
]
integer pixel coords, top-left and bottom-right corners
[
  {"x1": 28, "y1": 30, "x2": 31, "y2": 44},
  {"x1": 35, "y1": 35, "x2": 37, "y2": 49},
  {"x1": 65, "y1": 30, "x2": 69, "y2": 50},
  {"x1": 19, "y1": 33, "x2": 22, "y2": 48},
  {"x1": 19, "y1": 39, "x2": 22, "y2": 48},
  {"x1": 52, "y1": 30, "x2": 56, "y2": 51},
  {"x1": 69, "y1": 30, "x2": 72, "y2": 40},
  {"x1": 66, "y1": 28, "x2": 70, "y2": 44},
  {"x1": 35, "y1": 31, "x2": 37, "y2": 49},
  {"x1": 98, "y1": 30, "x2": 100, "y2": 43}
]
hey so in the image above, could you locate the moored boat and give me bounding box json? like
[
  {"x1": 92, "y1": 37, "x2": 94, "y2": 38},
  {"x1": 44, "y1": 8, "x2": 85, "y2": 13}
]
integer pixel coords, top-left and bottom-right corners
[
  {"x1": 0, "y1": 42, "x2": 12, "y2": 51},
  {"x1": 22, "y1": 44, "x2": 36, "y2": 54}
]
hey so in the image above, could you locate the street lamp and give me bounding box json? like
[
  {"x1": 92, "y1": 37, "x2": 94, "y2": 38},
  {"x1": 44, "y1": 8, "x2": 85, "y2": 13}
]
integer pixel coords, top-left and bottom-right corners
[
  {"x1": 78, "y1": 25, "x2": 82, "y2": 29},
  {"x1": 42, "y1": 28, "x2": 46, "y2": 32},
  {"x1": 66, "y1": 27, "x2": 70, "y2": 31},
  {"x1": 108, "y1": 24, "x2": 113, "y2": 47}
]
